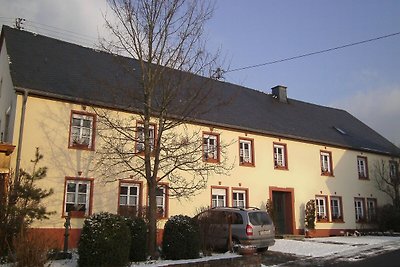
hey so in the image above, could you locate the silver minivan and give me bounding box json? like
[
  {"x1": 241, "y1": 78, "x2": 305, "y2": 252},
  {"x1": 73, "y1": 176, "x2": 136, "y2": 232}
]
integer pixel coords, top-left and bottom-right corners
[{"x1": 195, "y1": 207, "x2": 275, "y2": 252}]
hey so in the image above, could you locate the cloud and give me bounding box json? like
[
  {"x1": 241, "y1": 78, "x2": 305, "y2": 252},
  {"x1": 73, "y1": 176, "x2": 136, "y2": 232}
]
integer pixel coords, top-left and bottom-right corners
[{"x1": 331, "y1": 86, "x2": 400, "y2": 146}]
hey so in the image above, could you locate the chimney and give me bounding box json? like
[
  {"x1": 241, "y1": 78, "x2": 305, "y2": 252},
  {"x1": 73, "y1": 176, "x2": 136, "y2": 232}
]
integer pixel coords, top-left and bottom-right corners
[{"x1": 271, "y1": 85, "x2": 288, "y2": 103}]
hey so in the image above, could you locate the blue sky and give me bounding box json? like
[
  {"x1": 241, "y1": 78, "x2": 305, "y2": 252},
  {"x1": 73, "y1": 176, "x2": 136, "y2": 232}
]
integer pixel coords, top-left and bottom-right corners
[{"x1": 1, "y1": 0, "x2": 399, "y2": 145}]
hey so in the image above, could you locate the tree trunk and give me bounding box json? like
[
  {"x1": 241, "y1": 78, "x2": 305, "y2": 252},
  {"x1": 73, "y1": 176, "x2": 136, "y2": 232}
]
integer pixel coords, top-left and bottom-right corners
[{"x1": 147, "y1": 178, "x2": 158, "y2": 259}]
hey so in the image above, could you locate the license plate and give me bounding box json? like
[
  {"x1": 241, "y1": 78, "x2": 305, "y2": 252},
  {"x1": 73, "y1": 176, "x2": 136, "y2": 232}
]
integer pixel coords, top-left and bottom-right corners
[{"x1": 259, "y1": 230, "x2": 270, "y2": 235}]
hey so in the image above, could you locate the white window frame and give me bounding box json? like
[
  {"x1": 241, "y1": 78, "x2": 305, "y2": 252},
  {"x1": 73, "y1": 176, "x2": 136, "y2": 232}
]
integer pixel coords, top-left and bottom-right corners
[
  {"x1": 120, "y1": 183, "x2": 140, "y2": 207},
  {"x1": 70, "y1": 112, "x2": 94, "y2": 149},
  {"x1": 136, "y1": 123, "x2": 155, "y2": 153},
  {"x1": 203, "y1": 133, "x2": 219, "y2": 162},
  {"x1": 156, "y1": 185, "x2": 167, "y2": 218},
  {"x1": 315, "y1": 196, "x2": 328, "y2": 221},
  {"x1": 354, "y1": 198, "x2": 365, "y2": 222},
  {"x1": 274, "y1": 144, "x2": 286, "y2": 168},
  {"x1": 357, "y1": 157, "x2": 368, "y2": 178},
  {"x1": 330, "y1": 196, "x2": 342, "y2": 220},
  {"x1": 320, "y1": 151, "x2": 332, "y2": 174},
  {"x1": 212, "y1": 188, "x2": 227, "y2": 208},
  {"x1": 232, "y1": 190, "x2": 246, "y2": 208},
  {"x1": 239, "y1": 139, "x2": 253, "y2": 164},
  {"x1": 65, "y1": 179, "x2": 91, "y2": 216}
]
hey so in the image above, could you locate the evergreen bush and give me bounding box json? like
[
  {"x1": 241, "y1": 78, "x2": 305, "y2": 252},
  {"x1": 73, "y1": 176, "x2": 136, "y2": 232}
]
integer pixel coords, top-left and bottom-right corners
[
  {"x1": 125, "y1": 217, "x2": 147, "y2": 261},
  {"x1": 162, "y1": 215, "x2": 200, "y2": 260},
  {"x1": 305, "y1": 199, "x2": 316, "y2": 230},
  {"x1": 376, "y1": 204, "x2": 400, "y2": 232},
  {"x1": 78, "y1": 212, "x2": 131, "y2": 267}
]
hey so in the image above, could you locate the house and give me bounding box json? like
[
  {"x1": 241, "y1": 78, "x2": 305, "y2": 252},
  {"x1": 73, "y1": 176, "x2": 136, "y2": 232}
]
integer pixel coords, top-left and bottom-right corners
[{"x1": 1, "y1": 25, "x2": 399, "y2": 248}]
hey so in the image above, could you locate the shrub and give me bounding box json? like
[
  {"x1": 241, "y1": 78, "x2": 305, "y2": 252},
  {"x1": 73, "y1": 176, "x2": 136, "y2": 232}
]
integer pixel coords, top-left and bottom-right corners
[
  {"x1": 305, "y1": 199, "x2": 316, "y2": 230},
  {"x1": 11, "y1": 231, "x2": 53, "y2": 267},
  {"x1": 376, "y1": 204, "x2": 400, "y2": 232},
  {"x1": 162, "y1": 215, "x2": 200, "y2": 260},
  {"x1": 125, "y1": 217, "x2": 147, "y2": 261},
  {"x1": 78, "y1": 212, "x2": 131, "y2": 267}
]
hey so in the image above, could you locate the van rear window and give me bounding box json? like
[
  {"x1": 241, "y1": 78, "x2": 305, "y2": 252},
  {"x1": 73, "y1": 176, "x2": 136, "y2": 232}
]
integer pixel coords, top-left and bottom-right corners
[{"x1": 248, "y1": 212, "x2": 272, "y2": 225}]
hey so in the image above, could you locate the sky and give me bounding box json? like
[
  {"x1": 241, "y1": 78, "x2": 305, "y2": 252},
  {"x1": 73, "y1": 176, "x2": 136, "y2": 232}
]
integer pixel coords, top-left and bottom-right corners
[{"x1": 0, "y1": 0, "x2": 399, "y2": 146}]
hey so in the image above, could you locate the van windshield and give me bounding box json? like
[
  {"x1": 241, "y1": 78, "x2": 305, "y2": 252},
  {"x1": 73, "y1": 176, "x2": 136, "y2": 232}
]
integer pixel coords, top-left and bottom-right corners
[{"x1": 248, "y1": 212, "x2": 272, "y2": 226}]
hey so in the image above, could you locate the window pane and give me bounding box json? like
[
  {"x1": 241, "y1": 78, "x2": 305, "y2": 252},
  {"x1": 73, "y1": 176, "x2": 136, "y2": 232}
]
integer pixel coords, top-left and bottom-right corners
[
  {"x1": 120, "y1": 186, "x2": 128, "y2": 195},
  {"x1": 82, "y1": 119, "x2": 92, "y2": 128},
  {"x1": 129, "y1": 186, "x2": 138, "y2": 196},
  {"x1": 72, "y1": 118, "x2": 81, "y2": 126},
  {"x1": 66, "y1": 192, "x2": 75, "y2": 203},
  {"x1": 67, "y1": 183, "x2": 76, "y2": 193},
  {"x1": 78, "y1": 184, "x2": 87, "y2": 193},
  {"x1": 120, "y1": 196, "x2": 127, "y2": 205},
  {"x1": 129, "y1": 196, "x2": 138, "y2": 206},
  {"x1": 78, "y1": 194, "x2": 86, "y2": 204}
]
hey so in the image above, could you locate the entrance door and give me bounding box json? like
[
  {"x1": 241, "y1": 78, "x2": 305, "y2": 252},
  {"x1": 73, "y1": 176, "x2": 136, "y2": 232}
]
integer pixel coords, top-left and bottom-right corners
[{"x1": 272, "y1": 190, "x2": 293, "y2": 235}]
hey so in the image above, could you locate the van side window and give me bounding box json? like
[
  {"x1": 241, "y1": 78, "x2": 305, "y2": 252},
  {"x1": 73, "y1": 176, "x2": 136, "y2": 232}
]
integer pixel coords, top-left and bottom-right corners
[{"x1": 231, "y1": 212, "x2": 243, "y2": 224}]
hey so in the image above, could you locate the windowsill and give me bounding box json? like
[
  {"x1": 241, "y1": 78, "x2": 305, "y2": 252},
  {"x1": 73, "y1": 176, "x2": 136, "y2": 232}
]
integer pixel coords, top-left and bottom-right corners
[
  {"x1": 203, "y1": 158, "x2": 220, "y2": 164},
  {"x1": 321, "y1": 172, "x2": 334, "y2": 177},
  {"x1": 274, "y1": 166, "x2": 288, "y2": 170},
  {"x1": 63, "y1": 210, "x2": 87, "y2": 218},
  {"x1": 316, "y1": 219, "x2": 330, "y2": 223},
  {"x1": 240, "y1": 162, "x2": 255, "y2": 167},
  {"x1": 69, "y1": 144, "x2": 94, "y2": 151},
  {"x1": 331, "y1": 219, "x2": 345, "y2": 223},
  {"x1": 358, "y1": 176, "x2": 369, "y2": 180}
]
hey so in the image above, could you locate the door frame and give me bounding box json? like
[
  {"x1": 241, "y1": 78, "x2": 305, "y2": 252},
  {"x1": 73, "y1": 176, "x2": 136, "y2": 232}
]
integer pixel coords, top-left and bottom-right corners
[{"x1": 269, "y1": 186, "x2": 295, "y2": 235}]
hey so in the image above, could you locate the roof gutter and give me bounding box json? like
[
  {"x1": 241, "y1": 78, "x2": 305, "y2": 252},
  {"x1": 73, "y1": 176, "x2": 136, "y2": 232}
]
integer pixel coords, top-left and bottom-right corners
[{"x1": 14, "y1": 89, "x2": 28, "y2": 179}]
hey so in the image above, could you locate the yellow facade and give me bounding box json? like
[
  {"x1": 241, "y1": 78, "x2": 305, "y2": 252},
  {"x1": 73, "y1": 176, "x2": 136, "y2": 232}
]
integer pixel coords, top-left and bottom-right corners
[{"x1": 9, "y1": 93, "x2": 392, "y2": 239}]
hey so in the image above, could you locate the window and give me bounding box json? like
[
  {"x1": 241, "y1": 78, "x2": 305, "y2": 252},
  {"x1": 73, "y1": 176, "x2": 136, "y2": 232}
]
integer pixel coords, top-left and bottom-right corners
[
  {"x1": 232, "y1": 189, "x2": 247, "y2": 208},
  {"x1": 367, "y1": 198, "x2": 377, "y2": 222},
  {"x1": 64, "y1": 178, "x2": 93, "y2": 217},
  {"x1": 211, "y1": 187, "x2": 227, "y2": 208},
  {"x1": 315, "y1": 196, "x2": 328, "y2": 221},
  {"x1": 136, "y1": 122, "x2": 156, "y2": 153},
  {"x1": 330, "y1": 196, "x2": 343, "y2": 221},
  {"x1": 69, "y1": 111, "x2": 95, "y2": 150},
  {"x1": 119, "y1": 182, "x2": 142, "y2": 217},
  {"x1": 354, "y1": 198, "x2": 365, "y2": 222},
  {"x1": 273, "y1": 143, "x2": 288, "y2": 169},
  {"x1": 156, "y1": 185, "x2": 168, "y2": 218},
  {"x1": 320, "y1": 151, "x2": 333, "y2": 176},
  {"x1": 203, "y1": 133, "x2": 220, "y2": 162},
  {"x1": 239, "y1": 138, "x2": 254, "y2": 166},
  {"x1": 357, "y1": 156, "x2": 368, "y2": 179},
  {"x1": 389, "y1": 161, "x2": 399, "y2": 180}
]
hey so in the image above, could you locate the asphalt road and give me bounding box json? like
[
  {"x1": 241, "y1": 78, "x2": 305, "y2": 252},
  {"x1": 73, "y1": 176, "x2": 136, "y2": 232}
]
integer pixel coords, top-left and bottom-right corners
[
  {"x1": 262, "y1": 248, "x2": 400, "y2": 266},
  {"x1": 329, "y1": 248, "x2": 400, "y2": 267}
]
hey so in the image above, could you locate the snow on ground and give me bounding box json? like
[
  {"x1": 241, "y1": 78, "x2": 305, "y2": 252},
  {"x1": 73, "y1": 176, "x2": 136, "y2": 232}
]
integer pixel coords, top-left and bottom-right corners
[
  {"x1": 2, "y1": 236, "x2": 400, "y2": 266},
  {"x1": 269, "y1": 236, "x2": 400, "y2": 258}
]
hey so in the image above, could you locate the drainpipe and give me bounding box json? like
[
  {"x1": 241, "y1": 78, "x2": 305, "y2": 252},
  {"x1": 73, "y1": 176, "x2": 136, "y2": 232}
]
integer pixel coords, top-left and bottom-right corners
[{"x1": 14, "y1": 89, "x2": 28, "y2": 179}]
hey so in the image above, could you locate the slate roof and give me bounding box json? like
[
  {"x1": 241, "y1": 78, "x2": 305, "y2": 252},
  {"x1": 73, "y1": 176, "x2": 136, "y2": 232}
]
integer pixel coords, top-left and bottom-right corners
[{"x1": 1, "y1": 25, "x2": 399, "y2": 156}]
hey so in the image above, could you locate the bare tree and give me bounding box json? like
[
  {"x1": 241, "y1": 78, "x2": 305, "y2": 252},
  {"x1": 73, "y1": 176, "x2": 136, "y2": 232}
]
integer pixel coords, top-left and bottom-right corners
[
  {"x1": 373, "y1": 158, "x2": 400, "y2": 210},
  {"x1": 95, "y1": 0, "x2": 231, "y2": 257}
]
